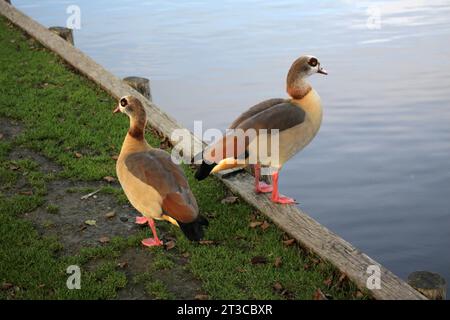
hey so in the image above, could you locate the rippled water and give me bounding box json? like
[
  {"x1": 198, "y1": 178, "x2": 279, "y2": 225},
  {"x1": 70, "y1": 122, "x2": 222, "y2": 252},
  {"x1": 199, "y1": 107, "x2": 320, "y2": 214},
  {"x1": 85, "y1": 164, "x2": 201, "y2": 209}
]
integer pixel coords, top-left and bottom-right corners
[{"x1": 15, "y1": 0, "x2": 450, "y2": 295}]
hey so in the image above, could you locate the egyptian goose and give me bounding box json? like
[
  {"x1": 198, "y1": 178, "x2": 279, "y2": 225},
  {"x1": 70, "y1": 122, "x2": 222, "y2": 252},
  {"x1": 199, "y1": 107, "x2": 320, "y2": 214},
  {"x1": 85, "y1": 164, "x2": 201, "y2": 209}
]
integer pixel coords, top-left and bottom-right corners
[
  {"x1": 114, "y1": 96, "x2": 207, "y2": 246},
  {"x1": 195, "y1": 55, "x2": 327, "y2": 204}
]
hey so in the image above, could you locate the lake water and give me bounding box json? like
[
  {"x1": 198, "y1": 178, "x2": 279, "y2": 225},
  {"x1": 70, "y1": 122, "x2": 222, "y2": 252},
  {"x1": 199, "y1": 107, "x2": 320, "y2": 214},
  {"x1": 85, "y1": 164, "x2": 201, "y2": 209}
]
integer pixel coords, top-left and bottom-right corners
[{"x1": 14, "y1": 0, "x2": 450, "y2": 295}]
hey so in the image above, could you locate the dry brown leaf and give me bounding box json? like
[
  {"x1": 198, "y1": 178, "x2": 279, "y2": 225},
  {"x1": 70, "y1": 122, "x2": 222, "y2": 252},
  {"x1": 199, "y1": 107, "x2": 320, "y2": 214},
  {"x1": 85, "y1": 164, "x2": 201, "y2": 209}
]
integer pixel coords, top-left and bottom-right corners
[
  {"x1": 273, "y1": 282, "x2": 283, "y2": 292},
  {"x1": 199, "y1": 240, "x2": 215, "y2": 245},
  {"x1": 9, "y1": 164, "x2": 20, "y2": 171},
  {"x1": 323, "y1": 278, "x2": 333, "y2": 287},
  {"x1": 260, "y1": 221, "x2": 270, "y2": 231},
  {"x1": 182, "y1": 252, "x2": 190, "y2": 258},
  {"x1": 103, "y1": 176, "x2": 116, "y2": 183},
  {"x1": 0, "y1": 133, "x2": 4, "y2": 140},
  {"x1": 99, "y1": 236, "x2": 110, "y2": 244},
  {"x1": 251, "y1": 256, "x2": 267, "y2": 265},
  {"x1": 111, "y1": 154, "x2": 119, "y2": 160},
  {"x1": 104, "y1": 211, "x2": 116, "y2": 219},
  {"x1": 303, "y1": 264, "x2": 310, "y2": 270},
  {"x1": 18, "y1": 190, "x2": 33, "y2": 196},
  {"x1": 1, "y1": 283, "x2": 13, "y2": 290},
  {"x1": 283, "y1": 239, "x2": 295, "y2": 246},
  {"x1": 165, "y1": 240, "x2": 176, "y2": 250},
  {"x1": 221, "y1": 196, "x2": 238, "y2": 204},
  {"x1": 236, "y1": 267, "x2": 247, "y2": 273},
  {"x1": 313, "y1": 288, "x2": 328, "y2": 300},
  {"x1": 249, "y1": 221, "x2": 263, "y2": 228},
  {"x1": 274, "y1": 257, "x2": 282, "y2": 268},
  {"x1": 337, "y1": 273, "x2": 347, "y2": 286},
  {"x1": 194, "y1": 294, "x2": 209, "y2": 300},
  {"x1": 74, "y1": 152, "x2": 82, "y2": 158}
]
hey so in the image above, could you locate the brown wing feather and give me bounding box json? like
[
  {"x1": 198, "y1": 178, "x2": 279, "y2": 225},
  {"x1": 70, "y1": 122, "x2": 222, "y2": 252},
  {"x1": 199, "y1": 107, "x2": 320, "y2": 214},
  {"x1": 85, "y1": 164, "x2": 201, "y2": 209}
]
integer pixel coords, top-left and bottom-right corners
[
  {"x1": 235, "y1": 102, "x2": 306, "y2": 131},
  {"x1": 204, "y1": 101, "x2": 305, "y2": 163},
  {"x1": 229, "y1": 98, "x2": 285, "y2": 129},
  {"x1": 124, "y1": 149, "x2": 198, "y2": 223}
]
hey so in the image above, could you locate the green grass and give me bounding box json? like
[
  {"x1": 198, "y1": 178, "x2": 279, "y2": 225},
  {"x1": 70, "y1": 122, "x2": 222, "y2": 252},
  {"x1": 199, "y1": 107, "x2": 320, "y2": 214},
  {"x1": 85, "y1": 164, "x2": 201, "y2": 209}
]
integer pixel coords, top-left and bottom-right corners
[{"x1": 0, "y1": 17, "x2": 366, "y2": 300}]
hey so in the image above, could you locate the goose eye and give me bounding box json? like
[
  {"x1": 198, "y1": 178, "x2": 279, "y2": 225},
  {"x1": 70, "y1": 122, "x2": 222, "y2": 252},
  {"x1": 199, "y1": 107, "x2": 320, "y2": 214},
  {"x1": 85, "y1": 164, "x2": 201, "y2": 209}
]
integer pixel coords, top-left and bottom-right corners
[
  {"x1": 120, "y1": 98, "x2": 128, "y2": 107},
  {"x1": 309, "y1": 58, "x2": 318, "y2": 67}
]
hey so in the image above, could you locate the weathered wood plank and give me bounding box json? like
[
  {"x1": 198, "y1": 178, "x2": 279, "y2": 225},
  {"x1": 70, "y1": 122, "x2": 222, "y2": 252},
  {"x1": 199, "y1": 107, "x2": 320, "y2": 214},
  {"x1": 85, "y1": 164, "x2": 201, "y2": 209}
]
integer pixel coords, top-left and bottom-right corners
[
  {"x1": 0, "y1": 1, "x2": 426, "y2": 300},
  {"x1": 220, "y1": 171, "x2": 426, "y2": 300}
]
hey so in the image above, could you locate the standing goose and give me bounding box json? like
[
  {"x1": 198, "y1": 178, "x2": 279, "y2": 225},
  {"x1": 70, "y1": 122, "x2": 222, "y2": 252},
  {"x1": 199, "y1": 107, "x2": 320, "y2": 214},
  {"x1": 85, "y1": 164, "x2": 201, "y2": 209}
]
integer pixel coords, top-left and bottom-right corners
[
  {"x1": 195, "y1": 55, "x2": 327, "y2": 204},
  {"x1": 114, "y1": 96, "x2": 207, "y2": 246}
]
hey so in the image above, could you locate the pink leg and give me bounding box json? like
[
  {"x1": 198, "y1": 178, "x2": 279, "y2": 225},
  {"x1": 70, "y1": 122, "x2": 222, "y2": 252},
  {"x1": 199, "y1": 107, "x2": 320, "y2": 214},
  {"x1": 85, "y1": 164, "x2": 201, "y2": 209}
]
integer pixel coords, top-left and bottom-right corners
[
  {"x1": 271, "y1": 171, "x2": 296, "y2": 204},
  {"x1": 135, "y1": 216, "x2": 163, "y2": 247},
  {"x1": 135, "y1": 216, "x2": 148, "y2": 224},
  {"x1": 254, "y1": 164, "x2": 273, "y2": 193}
]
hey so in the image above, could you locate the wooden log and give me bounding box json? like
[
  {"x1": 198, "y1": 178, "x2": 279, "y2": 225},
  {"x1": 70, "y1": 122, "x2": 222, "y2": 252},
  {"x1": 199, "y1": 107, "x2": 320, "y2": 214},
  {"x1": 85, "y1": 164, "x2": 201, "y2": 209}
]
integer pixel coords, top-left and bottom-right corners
[
  {"x1": 48, "y1": 26, "x2": 74, "y2": 45},
  {"x1": 0, "y1": 2, "x2": 427, "y2": 300},
  {"x1": 123, "y1": 76, "x2": 152, "y2": 101},
  {"x1": 408, "y1": 271, "x2": 447, "y2": 300}
]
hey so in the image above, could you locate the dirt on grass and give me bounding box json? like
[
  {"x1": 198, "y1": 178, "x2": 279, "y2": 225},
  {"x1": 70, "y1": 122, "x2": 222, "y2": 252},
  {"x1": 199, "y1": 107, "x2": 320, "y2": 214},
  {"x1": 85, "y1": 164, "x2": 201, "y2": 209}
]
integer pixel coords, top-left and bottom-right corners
[{"x1": 1, "y1": 117, "x2": 203, "y2": 300}]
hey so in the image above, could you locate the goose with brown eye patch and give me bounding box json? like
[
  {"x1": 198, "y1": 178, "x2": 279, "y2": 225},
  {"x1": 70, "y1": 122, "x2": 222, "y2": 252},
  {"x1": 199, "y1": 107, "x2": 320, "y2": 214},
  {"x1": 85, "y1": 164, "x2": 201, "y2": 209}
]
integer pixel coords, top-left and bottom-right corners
[
  {"x1": 195, "y1": 54, "x2": 327, "y2": 205},
  {"x1": 113, "y1": 95, "x2": 208, "y2": 246}
]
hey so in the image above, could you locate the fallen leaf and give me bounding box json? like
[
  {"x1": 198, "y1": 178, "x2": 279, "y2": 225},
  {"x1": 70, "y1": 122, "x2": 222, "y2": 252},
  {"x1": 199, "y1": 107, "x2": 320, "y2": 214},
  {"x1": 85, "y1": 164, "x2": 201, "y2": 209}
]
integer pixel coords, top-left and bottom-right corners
[
  {"x1": 1, "y1": 283, "x2": 13, "y2": 290},
  {"x1": 249, "y1": 221, "x2": 263, "y2": 228},
  {"x1": 273, "y1": 282, "x2": 283, "y2": 292},
  {"x1": 0, "y1": 133, "x2": 4, "y2": 140},
  {"x1": 283, "y1": 239, "x2": 295, "y2": 246},
  {"x1": 323, "y1": 278, "x2": 333, "y2": 287},
  {"x1": 236, "y1": 267, "x2": 247, "y2": 273},
  {"x1": 182, "y1": 252, "x2": 190, "y2": 258},
  {"x1": 194, "y1": 294, "x2": 209, "y2": 300},
  {"x1": 165, "y1": 240, "x2": 176, "y2": 250},
  {"x1": 38, "y1": 284, "x2": 45, "y2": 289},
  {"x1": 313, "y1": 288, "x2": 328, "y2": 300},
  {"x1": 117, "y1": 262, "x2": 128, "y2": 269},
  {"x1": 104, "y1": 211, "x2": 116, "y2": 219},
  {"x1": 337, "y1": 273, "x2": 347, "y2": 286},
  {"x1": 199, "y1": 240, "x2": 215, "y2": 245},
  {"x1": 260, "y1": 221, "x2": 270, "y2": 231},
  {"x1": 9, "y1": 164, "x2": 20, "y2": 171},
  {"x1": 303, "y1": 264, "x2": 310, "y2": 270},
  {"x1": 221, "y1": 196, "x2": 238, "y2": 204},
  {"x1": 18, "y1": 190, "x2": 33, "y2": 196},
  {"x1": 251, "y1": 256, "x2": 267, "y2": 265},
  {"x1": 103, "y1": 176, "x2": 116, "y2": 183},
  {"x1": 74, "y1": 152, "x2": 82, "y2": 158},
  {"x1": 84, "y1": 219, "x2": 96, "y2": 226},
  {"x1": 99, "y1": 236, "x2": 110, "y2": 244},
  {"x1": 111, "y1": 154, "x2": 119, "y2": 160},
  {"x1": 274, "y1": 257, "x2": 282, "y2": 268}
]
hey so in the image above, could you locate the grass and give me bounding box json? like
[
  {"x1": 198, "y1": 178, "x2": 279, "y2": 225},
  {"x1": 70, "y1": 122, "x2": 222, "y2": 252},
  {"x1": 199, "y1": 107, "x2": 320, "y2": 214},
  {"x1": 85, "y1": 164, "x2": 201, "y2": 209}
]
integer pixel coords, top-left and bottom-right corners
[{"x1": 0, "y1": 17, "x2": 366, "y2": 300}]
